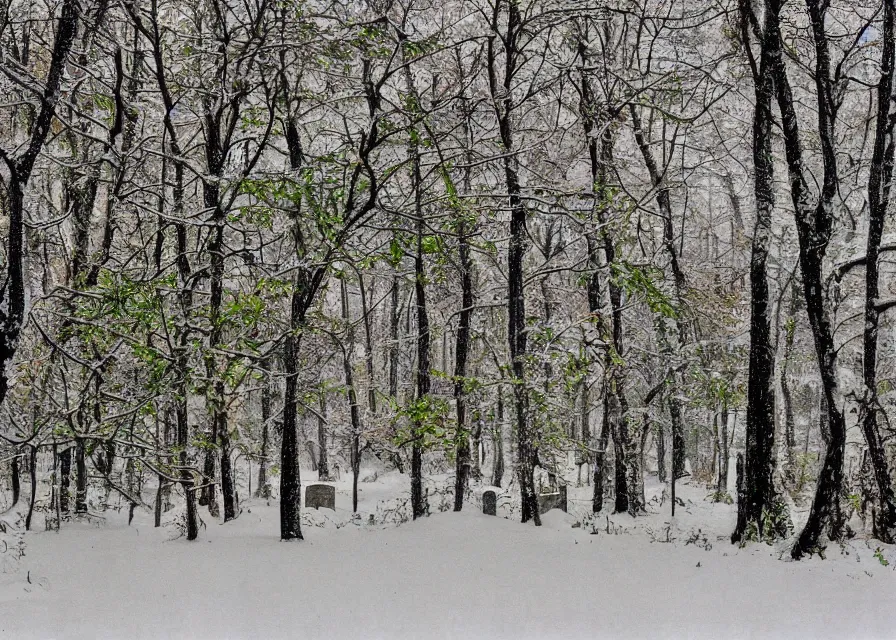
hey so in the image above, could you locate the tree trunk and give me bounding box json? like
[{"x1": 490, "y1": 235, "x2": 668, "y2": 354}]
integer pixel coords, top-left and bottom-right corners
[
  {"x1": 593, "y1": 391, "x2": 611, "y2": 513},
  {"x1": 340, "y1": 280, "x2": 363, "y2": 514},
  {"x1": 859, "y1": 0, "x2": 896, "y2": 543},
  {"x1": 280, "y1": 282, "x2": 304, "y2": 540},
  {"x1": 410, "y1": 181, "x2": 429, "y2": 521},
  {"x1": 492, "y1": 386, "x2": 505, "y2": 488},
  {"x1": 610, "y1": 394, "x2": 629, "y2": 514},
  {"x1": 75, "y1": 439, "x2": 87, "y2": 514},
  {"x1": 656, "y1": 418, "x2": 667, "y2": 484},
  {"x1": 25, "y1": 446, "x2": 37, "y2": 531},
  {"x1": 780, "y1": 280, "x2": 799, "y2": 454},
  {"x1": 452, "y1": 136, "x2": 475, "y2": 508},
  {"x1": 0, "y1": 0, "x2": 80, "y2": 408},
  {"x1": 257, "y1": 374, "x2": 271, "y2": 498},
  {"x1": 176, "y1": 391, "x2": 198, "y2": 541},
  {"x1": 11, "y1": 452, "x2": 20, "y2": 508},
  {"x1": 155, "y1": 476, "x2": 164, "y2": 528},
  {"x1": 488, "y1": 0, "x2": 539, "y2": 526},
  {"x1": 389, "y1": 276, "x2": 400, "y2": 399},
  {"x1": 718, "y1": 403, "x2": 730, "y2": 497},
  {"x1": 731, "y1": 0, "x2": 784, "y2": 544},
  {"x1": 766, "y1": 0, "x2": 847, "y2": 557},
  {"x1": 59, "y1": 447, "x2": 71, "y2": 513},
  {"x1": 317, "y1": 392, "x2": 329, "y2": 482}
]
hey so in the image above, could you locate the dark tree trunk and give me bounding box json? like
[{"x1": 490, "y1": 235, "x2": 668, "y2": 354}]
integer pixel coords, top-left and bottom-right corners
[
  {"x1": 859, "y1": 0, "x2": 896, "y2": 543},
  {"x1": 593, "y1": 392, "x2": 611, "y2": 513},
  {"x1": 765, "y1": 0, "x2": 846, "y2": 558},
  {"x1": 669, "y1": 394, "x2": 686, "y2": 481},
  {"x1": 611, "y1": 395, "x2": 629, "y2": 514},
  {"x1": 488, "y1": 0, "x2": 539, "y2": 526},
  {"x1": 11, "y1": 453, "x2": 20, "y2": 508},
  {"x1": 75, "y1": 439, "x2": 88, "y2": 514},
  {"x1": 453, "y1": 93, "x2": 475, "y2": 510},
  {"x1": 733, "y1": 452, "x2": 747, "y2": 542},
  {"x1": 656, "y1": 418, "x2": 667, "y2": 484},
  {"x1": 732, "y1": 0, "x2": 782, "y2": 544},
  {"x1": 279, "y1": 115, "x2": 309, "y2": 541},
  {"x1": 389, "y1": 276, "x2": 400, "y2": 399},
  {"x1": 0, "y1": 0, "x2": 81, "y2": 408},
  {"x1": 25, "y1": 446, "x2": 37, "y2": 531},
  {"x1": 410, "y1": 178, "x2": 429, "y2": 521},
  {"x1": 452, "y1": 220, "x2": 473, "y2": 510},
  {"x1": 155, "y1": 477, "x2": 164, "y2": 528},
  {"x1": 201, "y1": 102, "x2": 235, "y2": 522},
  {"x1": 280, "y1": 282, "x2": 304, "y2": 540},
  {"x1": 59, "y1": 447, "x2": 71, "y2": 513},
  {"x1": 176, "y1": 391, "x2": 198, "y2": 540}
]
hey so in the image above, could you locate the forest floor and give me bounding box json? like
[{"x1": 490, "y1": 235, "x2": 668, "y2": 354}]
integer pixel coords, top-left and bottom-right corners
[{"x1": 0, "y1": 471, "x2": 893, "y2": 639}]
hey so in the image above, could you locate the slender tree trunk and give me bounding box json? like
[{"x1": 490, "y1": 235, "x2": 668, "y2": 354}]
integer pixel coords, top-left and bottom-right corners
[
  {"x1": 176, "y1": 388, "x2": 198, "y2": 540},
  {"x1": 492, "y1": 386, "x2": 505, "y2": 488},
  {"x1": 718, "y1": 403, "x2": 730, "y2": 497},
  {"x1": 410, "y1": 175, "x2": 429, "y2": 521},
  {"x1": 859, "y1": 0, "x2": 896, "y2": 543},
  {"x1": 75, "y1": 439, "x2": 87, "y2": 514},
  {"x1": 11, "y1": 453, "x2": 20, "y2": 508},
  {"x1": 59, "y1": 447, "x2": 71, "y2": 513},
  {"x1": 340, "y1": 280, "x2": 363, "y2": 513},
  {"x1": 656, "y1": 418, "x2": 667, "y2": 484},
  {"x1": 202, "y1": 113, "x2": 235, "y2": 522},
  {"x1": 25, "y1": 446, "x2": 37, "y2": 531},
  {"x1": 257, "y1": 373, "x2": 271, "y2": 498},
  {"x1": 453, "y1": 92, "x2": 475, "y2": 508},
  {"x1": 389, "y1": 276, "x2": 400, "y2": 399},
  {"x1": 611, "y1": 395, "x2": 629, "y2": 514}
]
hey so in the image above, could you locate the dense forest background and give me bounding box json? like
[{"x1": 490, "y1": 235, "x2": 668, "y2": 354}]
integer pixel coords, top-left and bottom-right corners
[{"x1": 1, "y1": 0, "x2": 895, "y2": 561}]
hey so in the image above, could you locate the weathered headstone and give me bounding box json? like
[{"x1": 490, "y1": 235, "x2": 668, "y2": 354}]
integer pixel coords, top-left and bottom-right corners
[
  {"x1": 305, "y1": 484, "x2": 336, "y2": 511},
  {"x1": 537, "y1": 484, "x2": 568, "y2": 515},
  {"x1": 482, "y1": 490, "x2": 497, "y2": 516}
]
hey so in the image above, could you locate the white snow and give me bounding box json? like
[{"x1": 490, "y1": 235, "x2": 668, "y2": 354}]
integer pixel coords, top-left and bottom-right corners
[{"x1": 0, "y1": 473, "x2": 893, "y2": 639}]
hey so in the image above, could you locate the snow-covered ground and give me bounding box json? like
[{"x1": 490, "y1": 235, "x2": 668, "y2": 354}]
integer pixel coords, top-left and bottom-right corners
[{"x1": 0, "y1": 471, "x2": 893, "y2": 639}]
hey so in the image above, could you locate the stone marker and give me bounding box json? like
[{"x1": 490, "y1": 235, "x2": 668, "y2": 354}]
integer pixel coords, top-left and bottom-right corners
[
  {"x1": 482, "y1": 490, "x2": 497, "y2": 516},
  {"x1": 305, "y1": 484, "x2": 336, "y2": 511},
  {"x1": 537, "y1": 484, "x2": 568, "y2": 515}
]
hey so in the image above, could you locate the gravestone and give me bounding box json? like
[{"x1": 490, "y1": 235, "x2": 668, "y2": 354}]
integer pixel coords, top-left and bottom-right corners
[
  {"x1": 482, "y1": 490, "x2": 497, "y2": 516},
  {"x1": 537, "y1": 484, "x2": 568, "y2": 515},
  {"x1": 305, "y1": 484, "x2": 336, "y2": 511}
]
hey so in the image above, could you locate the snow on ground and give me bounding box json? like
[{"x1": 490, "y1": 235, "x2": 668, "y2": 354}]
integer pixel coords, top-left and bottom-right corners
[{"x1": 0, "y1": 471, "x2": 893, "y2": 639}]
